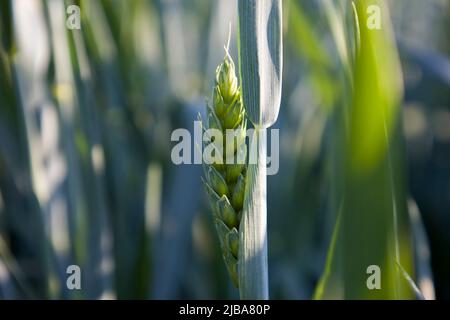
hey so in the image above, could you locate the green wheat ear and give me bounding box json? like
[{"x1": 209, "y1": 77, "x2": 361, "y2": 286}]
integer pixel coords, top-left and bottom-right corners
[{"x1": 202, "y1": 49, "x2": 247, "y2": 288}]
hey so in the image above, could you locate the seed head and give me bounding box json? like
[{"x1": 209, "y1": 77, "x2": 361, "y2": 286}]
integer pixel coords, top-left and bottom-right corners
[
  {"x1": 216, "y1": 56, "x2": 238, "y2": 104},
  {"x1": 203, "y1": 48, "x2": 247, "y2": 289}
]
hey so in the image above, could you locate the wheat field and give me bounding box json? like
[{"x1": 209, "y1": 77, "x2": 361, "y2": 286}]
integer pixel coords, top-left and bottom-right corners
[{"x1": 0, "y1": 0, "x2": 449, "y2": 300}]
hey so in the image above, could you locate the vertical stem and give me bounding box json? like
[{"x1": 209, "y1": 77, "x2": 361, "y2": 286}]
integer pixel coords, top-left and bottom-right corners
[{"x1": 239, "y1": 127, "x2": 268, "y2": 299}]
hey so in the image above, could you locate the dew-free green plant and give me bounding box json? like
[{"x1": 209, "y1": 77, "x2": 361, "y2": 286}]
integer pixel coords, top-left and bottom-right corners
[
  {"x1": 237, "y1": 0, "x2": 282, "y2": 300},
  {"x1": 202, "y1": 50, "x2": 247, "y2": 288},
  {"x1": 314, "y1": 0, "x2": 416, "y2": 300}
]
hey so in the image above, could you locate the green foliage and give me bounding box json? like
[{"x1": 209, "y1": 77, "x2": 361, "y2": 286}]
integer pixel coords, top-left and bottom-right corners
[
  {"x1": 0, "y1": 0, "x2": 447, "y2": 300},
  {"x1": 237, "y1": 0, "x2": 283, "y2": 128},
  {"x1": 315, "y1": 0, "x2": 416, "y2": 299}
]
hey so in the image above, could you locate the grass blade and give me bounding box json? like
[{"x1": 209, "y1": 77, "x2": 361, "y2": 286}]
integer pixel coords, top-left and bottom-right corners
[
  {"x1": 315, "y1": 0, "x2": 416, "y2": 299},
  {"x1": 238, "y1": 0, "x2": 282, "y2": 128}
]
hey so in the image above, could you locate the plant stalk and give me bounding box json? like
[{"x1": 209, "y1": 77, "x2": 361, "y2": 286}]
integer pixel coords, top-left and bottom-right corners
[{"x1": 239, "y1": 127, "x2": 268, "y2": 300}]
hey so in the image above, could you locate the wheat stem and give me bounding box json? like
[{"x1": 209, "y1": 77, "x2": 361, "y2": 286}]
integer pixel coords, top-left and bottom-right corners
[{"x1": 239, "y1": 127, "x2": 269, "y2": 299}]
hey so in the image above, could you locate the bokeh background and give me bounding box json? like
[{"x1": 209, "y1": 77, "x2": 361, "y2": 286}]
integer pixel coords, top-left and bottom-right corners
[{"x1": 0, "y1": 0, "x2": 449, "y2": 299}]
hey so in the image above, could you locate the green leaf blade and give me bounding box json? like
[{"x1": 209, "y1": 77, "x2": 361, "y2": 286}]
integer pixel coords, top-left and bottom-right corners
[{"x1": 238, "y1": 0, "x2": 283, "y2": 128}]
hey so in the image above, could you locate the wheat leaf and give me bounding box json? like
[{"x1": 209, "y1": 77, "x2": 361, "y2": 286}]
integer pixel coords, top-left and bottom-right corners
[
  {"x1": 396, "y1": 262, "x2": 425, "y2": 300},
  {"x1": 238, "y1": 0, "x2": 282, "y2": 128}
]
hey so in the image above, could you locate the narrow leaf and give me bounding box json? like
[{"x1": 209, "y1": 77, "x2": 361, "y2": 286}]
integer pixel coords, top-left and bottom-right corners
[{"x1": 238, "y1": 0, "x2": 282, "y2": 128}]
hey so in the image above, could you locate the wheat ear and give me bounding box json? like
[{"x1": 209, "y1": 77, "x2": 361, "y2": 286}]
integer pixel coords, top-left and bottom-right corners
[{"x1": 202, "y1": 49, "x2": 247, "y2": 288}]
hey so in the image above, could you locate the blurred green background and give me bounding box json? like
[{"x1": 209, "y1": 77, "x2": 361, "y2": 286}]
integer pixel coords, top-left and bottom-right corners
[{"x1": 0, "y1": 0, "x2": 449, "y2": 299}]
